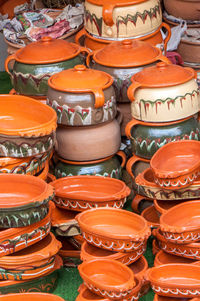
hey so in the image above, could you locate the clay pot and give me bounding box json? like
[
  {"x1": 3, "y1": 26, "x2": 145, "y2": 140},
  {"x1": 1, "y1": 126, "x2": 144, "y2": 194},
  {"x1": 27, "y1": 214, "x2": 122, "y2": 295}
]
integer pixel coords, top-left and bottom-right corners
[
  {"x1": 0, "y1": 95, "x2": 57, "y2": 158},
  {"x1": 87, "y1": 40, "x2": 169, "y2": 103},
  {"x1": 154, "y1": 250, "x2": 199, "y2": 267},
  {"x1": 58, "y1": 237, "x2": 81, "y2": 267},
  {"x1": 5, "y1": 37, "x2": 89, "y2": 96},
  {"x1": 84, "y1": 0, "x2": 162, "y2": 39},
  {"x1": 0, "y1": 174, "x2": 53, "y2": 228},
  {"x1": 146, "y1": 263, "x2": 200, "y2": 298},
  {"x1": 0, "y1": 233, "x2": 61, "y2": 281},
  {"x1": 51, "y1": 175, "x2": 130, "y2": 211},
  {"x1": 177, "y1": 29, "x2": 200, "y2": 64},
  {"x1": 78, "y1": 259, "x2": 135, "y2": 299},
  {"x1": 163, "y1": 0, "x2": 200, "y2": 21},
  {"x1": 131, "y1": 194, "x2": 153, "y2": 214},
  {"x1": 54, "y1": 151, "x2": 126, "y2": 179},
  {"x1": 81, "y1": 241, "x2": 147, "y2": 265},
  {"x1": 125, "y1": 115, "x2": 200, "y2": 159},
  {"x1": 141, "y1": 205, "x2": 160, "y2": 228},
  {"x1": 0, "y1": 292, "x2": 65, "y2": 300},
  {"x1": 56, "y1": 118, "x2": 121, "y2": 161},
  {"x1": 47, "y1": 65, "x2": 117, "y2": 126},
  {"x1": 76, "y1": 207, "x2": 151, "y2": 252},
  {"x1": 127, "y1": 62, "x2": 199, "y2": 122},
  {"x1": 151, "y1": 141, "x2": 200, "y2": 190},
  {"x1": 160, "y1": 200, "x2": 200, "y2": 244},
  {"x1": 136, "y1": 168, "x2": 200, "y2": 200}
]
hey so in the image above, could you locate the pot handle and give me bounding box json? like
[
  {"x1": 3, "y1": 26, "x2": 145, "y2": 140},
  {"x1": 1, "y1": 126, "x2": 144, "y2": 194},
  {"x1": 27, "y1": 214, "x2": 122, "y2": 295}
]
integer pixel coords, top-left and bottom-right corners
[
  {"x1": 131, "y1": 194, "x2": 147, "y2": 213},
  {"x1": 126, "y1": 156, "x2": 141, "y2": 180},
  {"x1": 127, "y1": 81, "x2": 142, "y2": 102},
  {"x1": 102, "y1": 4, "x2": 115, "y2": 26},
  {"x1": 79, "y1": 46, "x2": 91, "y2": 56},
  {"x1": 86, "y1": 50, "x2": 98, "y2": 67},
  {"x1": 5, "y1": 53, "x2": 16, "y2": 78},
  {"x1": 161, "y1": 22, "x2": 171, "y2": 54},
  {"x1": 156, "y1": 53, "x2": 171, "y2": 65},
  {"x1": 92, "y1": 88, "x2": 105, "y2": 108},
  {"x1": 116, "y1": 150, "x2": 126, "y2": 168},
  {"x1": 125, "y1": 118, "x2": 142, "y2": 139},
  {"x1": 47, "y1": 173, "x2": 56, "y2": 183},
  {"x1": 75, "y1": 27, "x2": 86, "y2": 45}
]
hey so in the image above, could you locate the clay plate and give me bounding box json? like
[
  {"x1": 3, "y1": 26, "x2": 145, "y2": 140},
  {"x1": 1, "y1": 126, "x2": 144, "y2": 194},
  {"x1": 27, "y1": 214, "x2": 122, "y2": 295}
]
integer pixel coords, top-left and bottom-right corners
[{"x1": 76, "y1": 208, "x2": 151, "y2": 252}]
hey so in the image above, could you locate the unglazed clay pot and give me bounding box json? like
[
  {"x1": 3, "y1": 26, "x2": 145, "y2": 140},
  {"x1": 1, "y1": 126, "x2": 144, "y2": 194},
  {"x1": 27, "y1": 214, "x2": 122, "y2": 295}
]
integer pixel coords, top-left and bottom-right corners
[
  {"x1": 5, "y1": 37, "x2": 89, "y2": 96},
  {"x1": 163, "y1": 0, "x2": 200, "y2": 21},
  {"x1": 47, "y1": 65, "x2": 117, "y2": 126},
  {"x1": 127, "y1": 62, "x2": 200, "y2": 122},
  {"x1": 84, "y1": 0, "x2": 162, "y2": 39},
  {"x1": 154, "y1": 250, "x2": 199, "y2": 267},
  {"x1": 0, "y1": 292, "x2": 65, "y2": 301},
  {"x1": 56, "y1": 118, "x2": 121, "y2": 161},
  {"x1": 87, "y1": 40, "x2": 170, "y2": 103},
  {"x1": 54, "y1": 151, "x2": 126, "y2": 179},
  {"x1": 51, "y1": 175, "x2": 130, "y2": 211},
  {"x1": 0, "y1": 174, "x2": 53, "y2": 228},
  {"x1": 125, "y1": 115, "x2": 200, "y2": 159},
  {"x1": 151, "y1": 141, "x2": 200, "y2": 190},
  {"x1": 177, "y1": 29, "x2": 200, "y2": 64},
  {"x1": 76, "y1": 207, "x2": 151, "y2": 252},
  {"x1": 0, "y1": 95, "x2": 57, "y2": 158}
]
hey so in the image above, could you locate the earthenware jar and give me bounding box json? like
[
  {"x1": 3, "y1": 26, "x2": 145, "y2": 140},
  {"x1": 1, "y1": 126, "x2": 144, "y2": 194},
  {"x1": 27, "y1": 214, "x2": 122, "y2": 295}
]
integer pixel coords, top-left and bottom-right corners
[
  {"x1": 127, "y1": 62, "x2": 200, "y2": 122},
  {"x1": 84, "y1": 0, "x2": 162, "y2": 40},
  {"x1": 47, "y1": 65, "x2": 116, "y2": 126},
  {"x1": 0, "y1": 95, "x2": 57, "y2": 158},
  {"x1": 54, "y1": 151, "x2": 126, "y2": 179},
  {"x1": 163, "y1": 0, "x2": 200, "y2": 21},
  {"x1": 177, "y1": 29, "x2": 200, "y2": 64},
  {"x1": 88, "y1": 40, "x2": 170, "y2": 103},
  {"x1": 56, "y1": 118, "x2": 121, "y2": 161},
  {"x1": 5, "y1": 37, "x2": 89, "y2": 96},
  {"x1": 0, "y1": 292, "x2": 65, "y2": 300},
  {"x1": 125, "y1": 115, "x2": 200, "y2": 159}
]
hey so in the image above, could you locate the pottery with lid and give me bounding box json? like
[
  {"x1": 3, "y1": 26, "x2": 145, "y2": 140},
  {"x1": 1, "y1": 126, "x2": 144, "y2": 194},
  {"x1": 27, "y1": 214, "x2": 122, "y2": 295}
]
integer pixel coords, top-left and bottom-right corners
[
  {"x1": 5, "y1": 37, "x2": 89, "y2": 96},
  {"x1": 88, "y1": 40, "x2": 170, "y2": 103},
  {"x1": 154, "y1": 250, "x2": 199, "y2": 267},
  {"x1": 177, "y1": 29, "x2": 200, "y2": 65},
  {"x1": 84, "y1": 0, "x2": 162, "y2": 39},
  {"x1": 47, "y1": 65, "x2": 116, "y2": 126},
  {"x1": 0, "y1": 95, "x2": 57, "y2": 158},
  {"x1": 127, "y1": 62, "x2": 200, "y2": 122},
  {"x1": 0, "y1": 292, "x2": 65, "y2": 301}
]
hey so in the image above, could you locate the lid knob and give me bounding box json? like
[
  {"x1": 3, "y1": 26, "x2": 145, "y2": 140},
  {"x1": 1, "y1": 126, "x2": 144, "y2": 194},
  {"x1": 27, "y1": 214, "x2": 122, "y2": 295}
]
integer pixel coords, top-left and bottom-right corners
[
  {"x1": 156, "y1": 62, "x2": 168, "y2": 70},
  {"x1": 41, "y1": 36, "x2": 53, "y2": 43},
  {"x1": 74, "y1": 65, "x2": 87, "y2": 72},
  {"x1": 122, "y1": 40, "x2": 132, "y2": 48}
]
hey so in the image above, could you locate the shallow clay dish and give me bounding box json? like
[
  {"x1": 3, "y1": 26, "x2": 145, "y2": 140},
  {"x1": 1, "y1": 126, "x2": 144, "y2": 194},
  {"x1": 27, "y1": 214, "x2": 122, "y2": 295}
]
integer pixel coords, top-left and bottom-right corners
[
  {"x1": 154, "y1": 250, "x2": 199, "y2": 267},
  {"x1": 0, "y1": 95, "x2": 57, "y2": 157},
  {"x1": 160, "y1": 201, "x2": 200, "y2": 244},
  {"x1": 51, "y1": 176, "x2": 130, "y2": 211},
  {"x1": 146, "y1": 263, "x2": 200, "y2": 298},
  {"x1": 0, "y1": 292, "x2": 65, "y2": 300},
  {"x1": 81, "y1": 241, "x2": 146, "y2": 265},
  {"x1": 78, "y1": 259, "x2": 135, "y2": 299},
  {"x1": 151, "y1": 141, "x2": 200, "y2": 190},
  {"x1": 0, "y1": 174, "x2": 54, "y2": 228},
  {"x1": 76, "y1": 208, "x2": 151, "y2": 252},
  {"x1": 141, "y1": 205, "x2": 160, "y2": 228}
]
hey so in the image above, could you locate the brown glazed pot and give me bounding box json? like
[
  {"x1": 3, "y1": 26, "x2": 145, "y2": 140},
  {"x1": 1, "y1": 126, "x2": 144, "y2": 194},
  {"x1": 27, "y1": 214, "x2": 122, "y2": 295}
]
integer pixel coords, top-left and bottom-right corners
[{"x1": 163, "y1": 0, "x2": 200, "y2": 21}]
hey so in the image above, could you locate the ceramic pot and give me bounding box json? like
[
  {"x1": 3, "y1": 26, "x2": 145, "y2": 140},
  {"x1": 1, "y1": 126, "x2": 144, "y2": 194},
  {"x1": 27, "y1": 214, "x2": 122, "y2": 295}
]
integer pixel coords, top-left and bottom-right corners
[
  {"x1": 84, "y1": 0, "x2": 162, "y2": 39},
  {"x1": 146, "y1": 264, "x2": 200, "y2": 298},
  {"x1": 78, "y1": 259, "x2": 135, "y2": 299},
  {"x1": 56, "y1": 118, "x2": 121, "y2": 161},
  {"x1": 154, "y1": 250, "x2": 199, "y2": 267},
  {"x1": 125, "y1": 115, "x2": 200, "y2": 159},
  {"x1": 141, "y1": 205, "x2": 160, "y2": 228},
  {"x1": 47, "y1": 65, "x2": 117, "y2": 126},
  {"x1": 131, "y1": 194, "x2": 153, "y2": 214},
  {"x1": 51, "y1": 175, "x2": 130, "y2": 211},
  {"x1": 0, "y1": 174, "x2": 54, "y2": 228},
  {"x1": 87, "y1": 40, "x2": 169, "y2": 103},
  {"x1": 57, "y1": 237, "x2": 82, "y2": 267},
  {"x1": 0, "y1": 292, "x2": 65, "y2": 301},
  {"x1": 5, "y1": 37, "x2": 89, "y2": 96},
  {"x1": 0, "y1": 95, "x2": 57, "y2": 158},
  {"x1": 151, "y1": 141, "x2": 200, "y2": 190},
  {"x1": 54, "y1": 151, "x2": 126, "y2": 179},
  {"x1": 163, "y1": 0, "x2": 200, "y2": 21},
  {"x1": 76, "y1": 207, "x2": 151, "y2": 252},
  {"x1": 160, "y1": 200, "x2": 200, "y2": 244},
  {"x1": 177, "y1": 30, "x2": 200, "y2": 64},
  {"x1": 127, "y1": 62, "x2": 200, "y2": 122},
  {"x1": 0, "y1": 233, "x2": 61, "y2": 281},
  {"x1": 136, "y1": 168, "x2": 200, "y2": 200}
]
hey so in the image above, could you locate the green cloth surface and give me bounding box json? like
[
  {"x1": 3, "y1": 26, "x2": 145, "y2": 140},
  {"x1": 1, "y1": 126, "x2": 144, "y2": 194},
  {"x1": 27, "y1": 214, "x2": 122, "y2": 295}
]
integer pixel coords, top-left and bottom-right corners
[{"x1": 0, "y1": 71, "x2": 154, "y2": 301}]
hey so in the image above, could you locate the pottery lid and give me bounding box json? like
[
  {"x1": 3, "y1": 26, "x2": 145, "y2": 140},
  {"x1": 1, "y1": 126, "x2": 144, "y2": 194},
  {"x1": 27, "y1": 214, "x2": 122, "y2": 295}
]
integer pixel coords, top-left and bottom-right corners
[
  {"x1": 92, "y1": 40, "x2": 169, "y2": 68},
  {"x1": 14, "y1": 36, "x2": 82, "y2": 64}
]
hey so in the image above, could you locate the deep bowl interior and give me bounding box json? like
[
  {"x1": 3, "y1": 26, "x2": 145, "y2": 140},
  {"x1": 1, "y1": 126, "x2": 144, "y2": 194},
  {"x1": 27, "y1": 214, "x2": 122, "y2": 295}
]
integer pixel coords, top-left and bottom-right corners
[{"x1": 155, "y1": 199, "x2": 186, "y2": 211}]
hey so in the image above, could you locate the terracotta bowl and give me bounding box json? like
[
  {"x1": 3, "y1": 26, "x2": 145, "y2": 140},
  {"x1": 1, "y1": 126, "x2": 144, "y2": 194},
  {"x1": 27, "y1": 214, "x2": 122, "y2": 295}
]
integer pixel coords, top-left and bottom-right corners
[
  {"x1": 160, "y1": 200, "x2": 200, "y2": 244},
  {"x1": 0, "y1": 174, "x2": 54, "y2": 228},
  {"x1": 146, "y1": 263, "x2": 200, "y2": 298},
  {"x1": 154, "y1": 250, "x2": 199, "y2": 267},
  {"x1": 141, "y1": 205, "x2": 160, "y2": 228},
  {"x1": 153, "y1": 294, "x2": 191, "y2": 301},
  {"x1": 154, "y1": 199, "x2": 188, "y2": 215},
  {"x1": 76, "y1": 207, "x2": 151, "y2": 252},
  {"x1": 81, "y1": 241, "x2": 147, "y2": 265},
  {"x1": 150, "y1": 141, "x2": 200, "y2": 190},
  {"x1": 78, "y1": 259, "x2": 135, "y2": 299},
  {"x1": 0, "y1": 292, "x2": 65, "y2": 300},
  {"x1": 0, "y1": 95, "x2": 57, "y2": 157},
  {"x1": 58, "y1": 236, "x2": 81, "y2": 267},
  {"x1": 51, "y1": 175, "x2": 130, "y2": 211}
]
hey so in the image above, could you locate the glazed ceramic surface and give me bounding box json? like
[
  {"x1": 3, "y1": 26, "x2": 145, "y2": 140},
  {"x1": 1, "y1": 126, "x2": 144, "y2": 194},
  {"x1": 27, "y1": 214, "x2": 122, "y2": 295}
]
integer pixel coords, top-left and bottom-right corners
[
  {"x1": 127, "y1": 63, "x2": 200, "y2": 122},
  {"x1": 84, "y1": 0, "x2": 162, "y2": 39},
  {"x1": 154, "y1": 294, "x2": 193, "y2": 301},
  {"x1": 163, "y1": 0, "x2": 200, "y2": 21},
  {"x1": 0, "y1": 292, "x2": 65, "y2": 300},
  {"x1": 154, "y1": 250, "x2": 199, "y2": 267},
  {"x1": 125, "y1": 115, "x2": 200, "y2": 159},
  {"x1": 56, "y1": 119, "x2": 121, "y2": 161},
  {"x1": 153, "y1": 199, "x2": 187, "y2": 215},
  {"x1": 141, "y1": 205, "x2": 160, "y2": 228},
  {"x1": 151, "y1": 141, "x2": 200, "y2": 190},
  {"x1": 5, "y1": 37, "x2": 88, "y2": 96},
  {"x1": 76, "y1": 207, "x2": 150, "y2": 252},
  {"x1": 51, "y1": 175, "x2": 130, "y2": 211}
]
